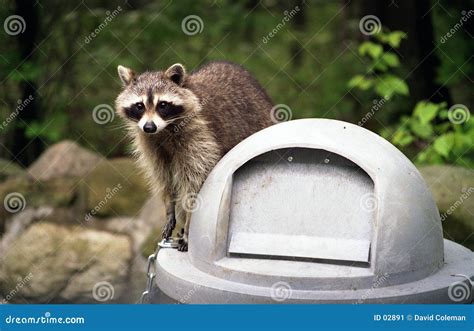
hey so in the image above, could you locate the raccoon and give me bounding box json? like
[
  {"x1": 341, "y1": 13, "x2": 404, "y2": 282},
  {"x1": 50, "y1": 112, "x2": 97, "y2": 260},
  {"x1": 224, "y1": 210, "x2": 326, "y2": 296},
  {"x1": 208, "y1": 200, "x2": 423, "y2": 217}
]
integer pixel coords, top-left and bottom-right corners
[{"x1": 115, "y1": 61, "x2": 273, "y2": 251}]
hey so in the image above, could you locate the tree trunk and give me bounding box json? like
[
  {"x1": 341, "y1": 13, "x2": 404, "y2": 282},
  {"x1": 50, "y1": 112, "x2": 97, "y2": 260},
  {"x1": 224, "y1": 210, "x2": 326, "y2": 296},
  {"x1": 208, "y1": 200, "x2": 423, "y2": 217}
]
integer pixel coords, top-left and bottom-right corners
[
  {"x1": 290, "y1": 0, "x2": 306, "y2": 68},
  {"x1": 356, "y1": 0, "x2": 452, "y2": 107},
  {"x1": 11, "y1": 0, "x2": 43, "y2": 166}
]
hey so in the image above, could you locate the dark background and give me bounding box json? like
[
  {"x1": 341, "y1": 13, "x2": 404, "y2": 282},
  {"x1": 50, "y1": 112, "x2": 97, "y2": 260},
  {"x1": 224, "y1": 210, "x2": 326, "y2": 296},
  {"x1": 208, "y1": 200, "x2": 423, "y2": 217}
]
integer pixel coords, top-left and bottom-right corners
[{"x1": 0, "y1": 0, "x2": 472, "y2": 166}]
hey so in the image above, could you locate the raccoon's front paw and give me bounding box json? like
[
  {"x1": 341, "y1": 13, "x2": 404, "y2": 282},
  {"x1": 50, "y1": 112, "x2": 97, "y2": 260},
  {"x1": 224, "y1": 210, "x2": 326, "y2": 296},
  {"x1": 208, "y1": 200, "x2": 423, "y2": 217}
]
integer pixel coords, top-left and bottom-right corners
[
  {"x1": 178, "y1": 238, "x2": 188, "y2": 252},
  {"x1": 161, "y1": 222, "x2": 174, "y2": 239}
]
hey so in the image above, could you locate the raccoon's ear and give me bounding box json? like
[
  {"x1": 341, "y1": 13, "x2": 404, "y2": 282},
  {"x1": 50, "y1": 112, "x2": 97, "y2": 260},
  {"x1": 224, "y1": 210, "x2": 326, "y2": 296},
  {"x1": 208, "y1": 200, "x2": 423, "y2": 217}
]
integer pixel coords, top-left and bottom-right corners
[
  {"x1": 165, "y1": 63, "x2": 186, "y2": 86},
  {"x1": 117, "y1": 65, "x2": 136, "y2": 86}
]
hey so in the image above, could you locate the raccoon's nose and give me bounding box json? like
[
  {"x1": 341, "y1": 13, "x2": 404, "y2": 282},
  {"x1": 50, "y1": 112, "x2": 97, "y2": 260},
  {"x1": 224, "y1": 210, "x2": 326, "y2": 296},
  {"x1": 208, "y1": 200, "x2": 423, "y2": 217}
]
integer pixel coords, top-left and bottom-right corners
[{"x1": 143, "y1": 121, "x2": 157, "y2": 133}]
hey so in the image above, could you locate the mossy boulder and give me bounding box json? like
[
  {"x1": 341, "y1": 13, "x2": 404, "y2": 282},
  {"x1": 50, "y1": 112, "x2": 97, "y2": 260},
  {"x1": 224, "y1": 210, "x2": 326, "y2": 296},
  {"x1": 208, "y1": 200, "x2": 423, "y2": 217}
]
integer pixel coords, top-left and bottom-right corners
[
  {"x1": 419, "y1": 165, "x2": 474, "y2": 249},
  {"x1": 0, "y1": 159, "x2": 25, "y2": 182},
  {"x1": 28, "y1": 140, "x2": 102, "y2": 181},
  {"x1": 138, "y1": 194, "x2": 167, "y2": 257},
  {"x1": 0, "y1": 176, "x2": 81, "y2": 226},
  {"x1": 140, "y1": 226, "x2": 162, "y2": 258},
  {"x1": 0, "y1": 222, "x2": 132, "y2": 303},
  {"x1": 81, "y1": 158, "x2": 149, "y2": 217}
]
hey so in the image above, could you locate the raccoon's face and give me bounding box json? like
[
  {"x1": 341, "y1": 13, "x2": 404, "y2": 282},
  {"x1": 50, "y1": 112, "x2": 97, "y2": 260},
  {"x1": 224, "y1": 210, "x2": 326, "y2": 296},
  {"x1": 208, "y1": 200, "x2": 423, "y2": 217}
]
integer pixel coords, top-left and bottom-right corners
[{"x1": 115, "y1": 63, "x2": 199, "y2": 135}]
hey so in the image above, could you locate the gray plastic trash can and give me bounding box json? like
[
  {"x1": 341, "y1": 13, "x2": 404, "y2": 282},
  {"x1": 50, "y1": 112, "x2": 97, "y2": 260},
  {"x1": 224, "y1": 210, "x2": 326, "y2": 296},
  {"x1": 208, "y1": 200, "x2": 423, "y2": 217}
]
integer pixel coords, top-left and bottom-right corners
[{"x1": 154, "y1": 119, "x2": 474, "y2": 303}]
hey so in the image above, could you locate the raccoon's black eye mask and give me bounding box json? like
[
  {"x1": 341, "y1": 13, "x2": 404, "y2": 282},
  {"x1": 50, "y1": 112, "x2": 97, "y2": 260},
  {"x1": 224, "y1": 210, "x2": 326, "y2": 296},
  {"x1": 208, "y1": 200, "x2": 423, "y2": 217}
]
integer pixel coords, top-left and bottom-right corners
[
  {"x1": 124, "y1": 102, "x2": 145, "y2": 121},
  {"x1": 157, "y1": 101, "x2": 184, "y2": 119}
]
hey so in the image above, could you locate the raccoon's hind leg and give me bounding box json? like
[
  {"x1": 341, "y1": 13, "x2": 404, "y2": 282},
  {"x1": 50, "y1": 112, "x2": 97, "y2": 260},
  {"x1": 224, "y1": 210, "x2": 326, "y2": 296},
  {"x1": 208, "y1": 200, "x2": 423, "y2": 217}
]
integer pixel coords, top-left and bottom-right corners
[{"x1": 161, "y1": 196, "x2": 176, "y2": 240}]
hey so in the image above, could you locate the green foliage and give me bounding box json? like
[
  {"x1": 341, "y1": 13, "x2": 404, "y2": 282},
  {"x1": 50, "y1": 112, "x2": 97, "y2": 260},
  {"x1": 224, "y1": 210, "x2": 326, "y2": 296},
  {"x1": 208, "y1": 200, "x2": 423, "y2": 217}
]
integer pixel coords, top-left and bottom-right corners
[
  {"x1": 1, "y1": 1, "x2": 365, "y2": 156},
  {"x1": 374, "y1": 74, "x2": 408, "y2": 98},
  {"x1": 382, "y1": 101, "x2": 473, "y2": 166},
  {"x1": 375, "y1": 30, "x2": 406, "y2": 48},
  {"x1": 348, "y1": 30, "x2": 408, "y2": 99},
  {"x1": 1, "y1": 1, "x2": 471, "y2": 169},
  {"x1": 349, "y1": 28, "x2": 472, "y2": 167},
  {"x1": 24, "y1": 112, "x2": 68, "y2": 143}
]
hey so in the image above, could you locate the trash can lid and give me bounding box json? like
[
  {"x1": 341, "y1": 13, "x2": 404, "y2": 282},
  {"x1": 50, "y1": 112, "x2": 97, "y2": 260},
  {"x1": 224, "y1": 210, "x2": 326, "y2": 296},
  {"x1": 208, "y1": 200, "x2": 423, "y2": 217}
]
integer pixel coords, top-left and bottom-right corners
[{"x1": 156, "y1": 119, "x2": 472, "y2": 303}]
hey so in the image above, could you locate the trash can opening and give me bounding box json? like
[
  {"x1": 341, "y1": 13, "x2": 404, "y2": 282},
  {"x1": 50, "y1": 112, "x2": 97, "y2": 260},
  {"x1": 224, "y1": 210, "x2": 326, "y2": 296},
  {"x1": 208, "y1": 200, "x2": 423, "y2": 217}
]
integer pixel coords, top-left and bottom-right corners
[{"x1": 227, "y1": 147, "x2": 373, "y2": 266}]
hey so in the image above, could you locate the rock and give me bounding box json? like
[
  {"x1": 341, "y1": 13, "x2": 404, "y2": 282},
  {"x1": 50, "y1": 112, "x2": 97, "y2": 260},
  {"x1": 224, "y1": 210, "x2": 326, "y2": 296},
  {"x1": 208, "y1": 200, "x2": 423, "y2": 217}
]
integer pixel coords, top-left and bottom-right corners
[
  {"x1": 0, "y1": 207, "x2": 53, "y2": 256},
  {"x1": 139, "y1": 193, "x2": 167, "y2": 226},
  {"x1": 0, "y1": 159, "x2": 25, "y2": 182},
  {"x1": 101, "y1": 216, "x2": 154, "y2": 253},
  {"x1": 0, "y1": 222, "x2": 132, "y2": 303},
  {"x1": 97, "y1": 217, "x2": 151, "y2": 303},
  {"x1": 28, "y1": 140, "x2": 102, "y2": 181},
  {"x1": 419, "y1": 165, "x2": 473, "y2": 225},
  {"x1": 140, "y1": 227, "x2": 162, "y2": 258},
  {"x1": 125, "y1": 254, "x2": 147, "y2": 304},
  {"x1": 0, "y1": 176, "x2": 82, "y2": 227},
  {"x1": 419, "y1": 165, "x2": 474, "y2": 249},
  {"x1": 0, "y1": 176, "x2": 85, "y2": 235},
  {"x1": 96, "y1": 195, "x2": 167, "y2": 302},
  {"x1": 81, "y1": 158, "x2": 149, "y2": 217},
  {"x1": 138, "y1": 194, "x2": 167, "y2": 257}
]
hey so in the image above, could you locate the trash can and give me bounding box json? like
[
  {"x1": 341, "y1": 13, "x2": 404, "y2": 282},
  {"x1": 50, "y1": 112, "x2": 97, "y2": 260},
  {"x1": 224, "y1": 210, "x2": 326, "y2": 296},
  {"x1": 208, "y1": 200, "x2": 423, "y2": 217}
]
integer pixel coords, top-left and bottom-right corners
[{"x1": 154, "y1": 119, "x2": 474, "y2": 303}]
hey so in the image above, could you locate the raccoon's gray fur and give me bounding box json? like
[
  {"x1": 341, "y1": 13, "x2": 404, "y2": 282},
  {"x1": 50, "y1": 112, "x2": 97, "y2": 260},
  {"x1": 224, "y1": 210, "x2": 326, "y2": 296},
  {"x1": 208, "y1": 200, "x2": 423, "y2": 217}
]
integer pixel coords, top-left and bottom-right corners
[{"x1": 115, "y1": 61, "x2": 273, "y2": 251}]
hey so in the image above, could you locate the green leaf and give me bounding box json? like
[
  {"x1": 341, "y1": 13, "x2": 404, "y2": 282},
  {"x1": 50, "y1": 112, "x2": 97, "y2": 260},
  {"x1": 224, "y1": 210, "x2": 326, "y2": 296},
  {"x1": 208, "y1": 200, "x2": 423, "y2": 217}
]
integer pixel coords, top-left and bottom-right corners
[
  {"x1": 413, "y1": 101, "x2": 439, "y2": 124},
  {"x1": 380, "y1": 52, "x2": 400, "y2": 67},
  {"x1": 375, "y1": 74, "x2": 409, "y2": 97},
  {"x1": 392, "y1": 129, "x2": 414, "y2": 147},
  {"x1": 435, "y1": 122, "x2": 451, "y2": 134},
  {"x1": 359, "y1": 42, "x2": 383, "y2": 59},
  {"x1": 410, "y1": 120, "x2": 433, "y2": 139},
  {"x1": 416, "y1": 147, "x2": 444, "y2": 165},
  {"x1": 371, "y1": 61, "x2": 388, "y2": 72},
  {"x1": 453, "y1": 132, "x2": 472, "y2": 151},
  {"x1": 10, "y1": 62, "x2": 42, "y2": 82},
  {"x1": 376, "y1": 31, "x2": 406, "y2": 48},
  {"x1": 438, "y1": 109, "x2": 449, "y2": 120},
  {"x1": 433, "y1": 133, "x2": 454, "y2": 157},
  {"x1": 24, "y1": 123, "x2": 42, "y2": 139},
  {"x1": 416, "y1": 149, "x2": 429, "y2": 163},
  {"x1": 397, "y1": 134, "x2": 414, "y2": 147},
  {"x1": 348, "y1": 75, "x2": 373, "y2": 90}
]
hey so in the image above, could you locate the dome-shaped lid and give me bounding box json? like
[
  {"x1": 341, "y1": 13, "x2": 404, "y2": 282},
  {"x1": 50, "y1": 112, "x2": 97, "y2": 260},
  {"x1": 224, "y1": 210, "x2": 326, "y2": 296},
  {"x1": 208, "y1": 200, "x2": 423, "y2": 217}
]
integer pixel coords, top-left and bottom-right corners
[{"x1": 187, "y1": 119, "x2": 444, "y2": 289}]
